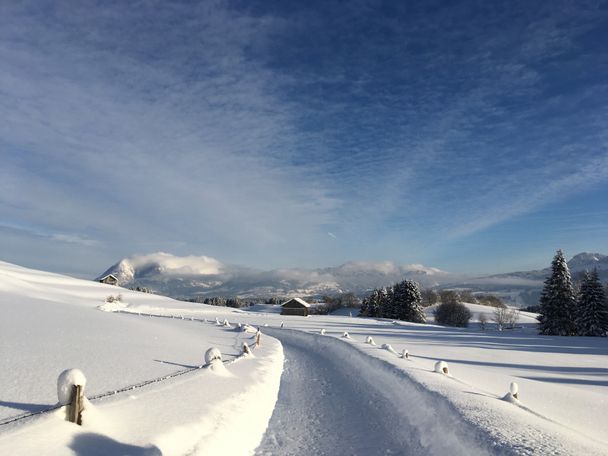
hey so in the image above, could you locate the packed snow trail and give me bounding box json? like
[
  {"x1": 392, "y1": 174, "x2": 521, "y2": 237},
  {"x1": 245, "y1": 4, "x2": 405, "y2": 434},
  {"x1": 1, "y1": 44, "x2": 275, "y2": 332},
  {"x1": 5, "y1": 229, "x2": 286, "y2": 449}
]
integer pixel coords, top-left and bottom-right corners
[
  {"x1": 255, "y1": 334, "x2": 405, "y2": 455},
  {"x1": 255, "y1": 329, "x2": 492, "y2": 456}
]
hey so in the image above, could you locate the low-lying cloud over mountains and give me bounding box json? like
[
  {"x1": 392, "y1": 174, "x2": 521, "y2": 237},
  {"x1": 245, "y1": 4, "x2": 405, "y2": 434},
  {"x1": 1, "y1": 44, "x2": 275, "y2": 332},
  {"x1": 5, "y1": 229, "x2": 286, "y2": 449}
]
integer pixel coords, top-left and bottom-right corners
[{"x1": 98, "y1": 252, "x2": 608, "y2": 305}]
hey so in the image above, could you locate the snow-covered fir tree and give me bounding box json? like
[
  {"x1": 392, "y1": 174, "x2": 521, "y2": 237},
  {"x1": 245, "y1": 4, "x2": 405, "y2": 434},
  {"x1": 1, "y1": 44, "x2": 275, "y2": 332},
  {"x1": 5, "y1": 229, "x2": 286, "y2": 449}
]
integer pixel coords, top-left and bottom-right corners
[
  {"x1": 360, "y1": 288, "x2": 383, "y2": 317},
  {"x1": 538, "y1": 250, "x2": 578, "y2": 336},
  {"x1": 393, "y1": 279, "x2": 426, "y2": 323},
  {"x1": 576, "y1": 269, "x2": 608, "y2": 337},
  {"x1": 380, "y1": 286, "x2": 396, "y2": 319},
  {"x1": 361, "y1": 281, "x2": 426, "y2": 323}
]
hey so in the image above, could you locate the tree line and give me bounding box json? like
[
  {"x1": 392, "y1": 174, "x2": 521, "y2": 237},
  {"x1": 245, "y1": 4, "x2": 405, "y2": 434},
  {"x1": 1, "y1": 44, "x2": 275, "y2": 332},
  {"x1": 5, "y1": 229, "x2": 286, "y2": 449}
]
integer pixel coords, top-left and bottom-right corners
[
  {"x1": 539, "y1": 250, "x2": 608, "y2": 336},
  {"x1": 359, "y1": 279, "x2": 426, "y2": 323}
]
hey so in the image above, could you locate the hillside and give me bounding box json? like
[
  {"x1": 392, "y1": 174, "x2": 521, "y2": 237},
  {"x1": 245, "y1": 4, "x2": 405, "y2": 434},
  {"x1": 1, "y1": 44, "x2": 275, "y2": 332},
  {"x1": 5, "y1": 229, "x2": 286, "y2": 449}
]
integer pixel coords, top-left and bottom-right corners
[{"x1": 0, "y1": 261, "x2": 283, "y2": 454}]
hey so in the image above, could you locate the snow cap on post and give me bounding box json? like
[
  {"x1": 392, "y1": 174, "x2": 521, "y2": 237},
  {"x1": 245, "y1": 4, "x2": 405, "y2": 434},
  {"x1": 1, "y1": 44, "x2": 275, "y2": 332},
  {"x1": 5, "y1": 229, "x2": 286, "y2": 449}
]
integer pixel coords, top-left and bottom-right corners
[
  {"x1": 434, "y1": 361, "x2": 449, "y2": 375},
  {"x1": 320, "y1": 328, "x2": 326, "y2": 335},
  {"x1": 510, "y1": 382, "x2": 519, "y2": 399},
  {"x1": 57, "y1": 369, "x2": 87, "y2": 405},
  {"x1": 381, "y1": 343, "x2": 397, "y2": 355},
  {"x1": 205, "y1": 347, "x2": 223, "y2": 365},
  {"x1": 342, "y1": 331, "x2": 351, "y2": 338},
  {"x1": 401, "y1": 349, "x2": 409, "y2": 359},
  {"x1": 365, "y1": 335, "x2": 376, "y2": 345}
]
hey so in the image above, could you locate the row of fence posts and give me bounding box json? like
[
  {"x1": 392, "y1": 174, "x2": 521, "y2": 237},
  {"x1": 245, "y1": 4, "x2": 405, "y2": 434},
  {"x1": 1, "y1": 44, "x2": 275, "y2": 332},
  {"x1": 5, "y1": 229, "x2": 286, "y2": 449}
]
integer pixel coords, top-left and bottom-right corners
[
  {"x1": 314, "y1": 326, "x2": 520, "y2": 401},
  {"x1": 58, "y1": 326, "x2": 262, "y2": 426}
]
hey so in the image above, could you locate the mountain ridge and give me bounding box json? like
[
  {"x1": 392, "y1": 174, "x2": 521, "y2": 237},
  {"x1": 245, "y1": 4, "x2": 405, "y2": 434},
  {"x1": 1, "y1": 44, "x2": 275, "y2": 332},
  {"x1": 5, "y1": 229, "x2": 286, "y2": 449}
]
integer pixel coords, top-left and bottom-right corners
[{"x1": 97, "y1": 251, "x2": 608, "y2": 305}]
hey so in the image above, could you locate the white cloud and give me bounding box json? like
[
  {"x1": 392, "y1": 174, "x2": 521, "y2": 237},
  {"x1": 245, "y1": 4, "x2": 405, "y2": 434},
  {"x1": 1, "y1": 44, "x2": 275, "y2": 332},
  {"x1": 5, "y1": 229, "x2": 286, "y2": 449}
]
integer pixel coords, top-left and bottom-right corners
[{"x1": 126, "y1": 252, "x2": 224, "y2": 276}]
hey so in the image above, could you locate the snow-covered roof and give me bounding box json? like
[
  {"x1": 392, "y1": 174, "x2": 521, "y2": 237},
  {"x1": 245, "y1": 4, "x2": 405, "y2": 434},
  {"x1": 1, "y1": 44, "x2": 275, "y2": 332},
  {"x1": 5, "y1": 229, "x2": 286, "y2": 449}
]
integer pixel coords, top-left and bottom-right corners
[
  {"x1": 281, "y1": 297, "x2": 310, "y2": 308},
  {"x1": 99, "y1": 274, "x2": 118, "y2": 281}
]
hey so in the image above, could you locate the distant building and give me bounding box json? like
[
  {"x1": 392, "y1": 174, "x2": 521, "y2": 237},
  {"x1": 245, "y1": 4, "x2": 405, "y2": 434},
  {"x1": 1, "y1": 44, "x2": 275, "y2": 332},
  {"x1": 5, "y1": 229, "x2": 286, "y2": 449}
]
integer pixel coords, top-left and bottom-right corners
[
  {"x1": 99, "y1": 274, "x2": 118, "y2": 286},
  {"x1": 280, "y1": 298, "x2": 310, "y2": 316}
]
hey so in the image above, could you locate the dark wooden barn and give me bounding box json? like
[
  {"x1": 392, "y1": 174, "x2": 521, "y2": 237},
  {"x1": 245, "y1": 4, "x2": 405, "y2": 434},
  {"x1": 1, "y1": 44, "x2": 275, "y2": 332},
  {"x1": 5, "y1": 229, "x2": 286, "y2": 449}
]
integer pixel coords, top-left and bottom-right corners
[
  {"x1": 98, "y1": 274, "x2": 118, "y2": 286},
  {"x1": 280, "y1": 298, "x2": 310, "y2": 316}
]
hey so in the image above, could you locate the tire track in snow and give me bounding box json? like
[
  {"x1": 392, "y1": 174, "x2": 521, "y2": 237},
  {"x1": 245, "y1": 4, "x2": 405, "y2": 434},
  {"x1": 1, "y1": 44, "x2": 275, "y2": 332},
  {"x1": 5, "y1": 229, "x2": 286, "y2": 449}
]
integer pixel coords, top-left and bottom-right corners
[{"x1": 255, "y1": 330, "x2": 493, "y2": 456}]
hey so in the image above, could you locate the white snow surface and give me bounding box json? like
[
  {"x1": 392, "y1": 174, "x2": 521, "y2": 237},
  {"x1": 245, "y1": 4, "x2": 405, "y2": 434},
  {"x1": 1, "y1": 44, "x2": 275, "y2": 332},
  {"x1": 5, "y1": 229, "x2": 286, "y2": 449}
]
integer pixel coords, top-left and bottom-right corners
[
  {"x1": 2, "y1": 260, "x2": 608, "y2": 455},
  {"x1": 0, "y1": 261, "x2": 283, "y2": 455},
  {"x1": 124, "y1": 299, "x2": 607, "y2": 455}
]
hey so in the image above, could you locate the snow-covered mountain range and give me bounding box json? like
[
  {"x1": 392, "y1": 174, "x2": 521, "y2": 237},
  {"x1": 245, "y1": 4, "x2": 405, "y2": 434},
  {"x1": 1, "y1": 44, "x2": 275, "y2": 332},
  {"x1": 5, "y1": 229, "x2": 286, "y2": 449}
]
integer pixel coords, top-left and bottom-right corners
[
  {"x1": 97, "y1": 252, "x2": 455, "y2": 299},
  {"x1": 97, "y1": 252, "x2": 608, "y2": 305}
]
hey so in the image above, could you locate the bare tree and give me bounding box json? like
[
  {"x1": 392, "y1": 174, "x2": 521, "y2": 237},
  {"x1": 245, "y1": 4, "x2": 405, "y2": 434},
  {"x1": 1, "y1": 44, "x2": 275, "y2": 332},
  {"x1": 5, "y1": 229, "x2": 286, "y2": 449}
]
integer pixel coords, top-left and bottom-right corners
[
  {"x1": 493, "y1": 307, "x2": 519, "y2": 330},
  {"x1": 439, "y1": 290, "x2": 459, "y2": 304}
]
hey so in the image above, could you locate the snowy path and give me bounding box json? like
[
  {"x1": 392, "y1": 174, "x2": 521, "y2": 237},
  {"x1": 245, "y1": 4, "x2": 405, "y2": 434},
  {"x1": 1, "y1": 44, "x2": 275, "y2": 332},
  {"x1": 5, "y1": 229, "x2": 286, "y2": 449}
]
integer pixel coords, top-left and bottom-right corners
[
  {"x1": 255, "y1": 330, "x2": 491, "y2": 456},
  {"x1": 255, "y1": 335, "x2": 406, "y2": 455}
]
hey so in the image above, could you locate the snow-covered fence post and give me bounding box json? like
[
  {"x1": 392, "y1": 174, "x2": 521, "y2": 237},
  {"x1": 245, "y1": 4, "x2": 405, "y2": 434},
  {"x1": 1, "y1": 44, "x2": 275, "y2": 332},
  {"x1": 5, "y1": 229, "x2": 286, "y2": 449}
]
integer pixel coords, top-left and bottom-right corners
[
  {"x1": 68, "y1": 385, "x2": 84, "y2": 425},
  {"x1": 57, "y1": 369, "x2": 86, "y2": 425},
  {"x1": 255, "y1": 330, "x2": 262, "y2": 347},
  {"x1": 342, "y1": 331, "x2": 351, "y2": 338},
  {"x1": 280, "y1": 321, "x2": 284, "y2": 328},
  {"x1": 243, "y1": 342, "x2": 251, "y2": 355},
  {"x1": 382, "y1": 343, "x2": 398, "y2": 355},
  {"x1": 320, "y1": 329, "x2": 326, "y2": 335},
  {"x1": 510, "y1": 382, "x2": 519, "y2": 400},
  {"x1": 434, "y1": 361, "x2": 449, "y2": 375},
  {"x1": 205, "y1": 347, "x2": 222, "y2": 365},
  {"x1": 401, "y1": 349, "x2": 409, "y2": 359},
  {"x1": 365, "y1": 336, "x2": 376, "y2": 345}
]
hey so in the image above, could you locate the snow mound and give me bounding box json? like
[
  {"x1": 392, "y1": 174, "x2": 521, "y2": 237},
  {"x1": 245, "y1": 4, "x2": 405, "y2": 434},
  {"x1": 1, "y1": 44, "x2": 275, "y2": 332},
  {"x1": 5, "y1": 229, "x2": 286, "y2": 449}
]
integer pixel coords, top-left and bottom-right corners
[
  {"x1": 57, "y1": 368, "x2": 87, "y2": 405},
  {"x1": 365, "y1": 336, "x2": 376, "y2": 345},
  {"x1": 502, "y1": 392, "x2": 520, "y2": 404}
]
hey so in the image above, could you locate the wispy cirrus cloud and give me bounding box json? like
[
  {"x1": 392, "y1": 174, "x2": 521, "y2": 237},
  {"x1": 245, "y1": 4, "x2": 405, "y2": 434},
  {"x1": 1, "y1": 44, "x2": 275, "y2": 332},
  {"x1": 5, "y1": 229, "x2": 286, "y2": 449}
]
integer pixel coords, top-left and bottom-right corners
[{"x1": 1, "y1": 0, "x2": 608, "y2": 275}]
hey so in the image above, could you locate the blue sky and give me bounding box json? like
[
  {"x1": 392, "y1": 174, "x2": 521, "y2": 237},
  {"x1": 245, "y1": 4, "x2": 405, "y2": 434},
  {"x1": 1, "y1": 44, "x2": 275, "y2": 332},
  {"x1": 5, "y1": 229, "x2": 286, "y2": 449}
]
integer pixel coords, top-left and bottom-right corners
[{"x1": 1, "y1": 0, "x2": 608, "y2": 276}]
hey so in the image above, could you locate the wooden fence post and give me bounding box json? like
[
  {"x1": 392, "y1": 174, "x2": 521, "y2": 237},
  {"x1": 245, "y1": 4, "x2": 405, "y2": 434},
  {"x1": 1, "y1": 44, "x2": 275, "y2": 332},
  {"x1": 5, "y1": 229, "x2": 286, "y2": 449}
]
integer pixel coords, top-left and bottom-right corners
[
  {"x1": 255, "y1": 331, "x2": 261, "y2": 347},
  {"x1": 67, "y1": 384, "x2": 84, "y2": 425}
]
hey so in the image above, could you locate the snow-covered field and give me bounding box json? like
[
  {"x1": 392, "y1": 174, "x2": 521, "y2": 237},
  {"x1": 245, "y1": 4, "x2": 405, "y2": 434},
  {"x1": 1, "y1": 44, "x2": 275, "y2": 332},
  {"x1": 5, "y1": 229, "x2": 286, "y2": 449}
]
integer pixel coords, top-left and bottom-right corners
[
  {"x1": 1, "y1": 260, "x2": 607, "y2": 455},
  {"x1": 0, "y1": 261, "x2": 283, "y2": 455}
]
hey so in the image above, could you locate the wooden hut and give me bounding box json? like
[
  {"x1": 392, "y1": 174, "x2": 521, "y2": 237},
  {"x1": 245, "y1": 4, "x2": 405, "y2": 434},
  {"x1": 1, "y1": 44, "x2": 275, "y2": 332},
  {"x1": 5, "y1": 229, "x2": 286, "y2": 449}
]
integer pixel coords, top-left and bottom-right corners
[
  {"x1": 99, "y1": 274, "x2": 118, "y2": 286},
  {"x1": 280, "y1": 298, "x2": 310, "y2": 316}
]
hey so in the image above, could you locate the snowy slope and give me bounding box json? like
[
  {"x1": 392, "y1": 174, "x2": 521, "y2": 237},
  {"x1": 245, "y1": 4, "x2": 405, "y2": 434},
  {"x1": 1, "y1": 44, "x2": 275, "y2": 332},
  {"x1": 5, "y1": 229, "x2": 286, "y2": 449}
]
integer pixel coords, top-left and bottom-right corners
[
  {"x1": 117, "y1": 297, "x2": 608, "y2": 455},
  {"x1": 0, "y1": 261, "x2": 283, "y2": 455}
]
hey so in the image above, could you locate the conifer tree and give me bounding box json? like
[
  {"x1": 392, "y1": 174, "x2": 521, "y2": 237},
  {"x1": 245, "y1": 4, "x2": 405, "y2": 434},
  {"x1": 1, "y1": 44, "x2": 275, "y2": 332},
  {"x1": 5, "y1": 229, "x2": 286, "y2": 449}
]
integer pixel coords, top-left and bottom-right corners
[
  {"x1": 538, "y1": 250, "x2": 577, "y2": 336},
  {"x1": 363, "y1": 288, "x2": 383, "y2": 317},
  {"x1": 576, "y1": 269, "x2": 608, "y2": 337},
  {"x1": 394, "y1": 279, "x2": 426, "y2": 323},
  {"x1": 380, "y1": 286, "x2": 396, "y2": 319},
  {"x1": 359, "y1": 296, "x2": 370, "y2": 317}
]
